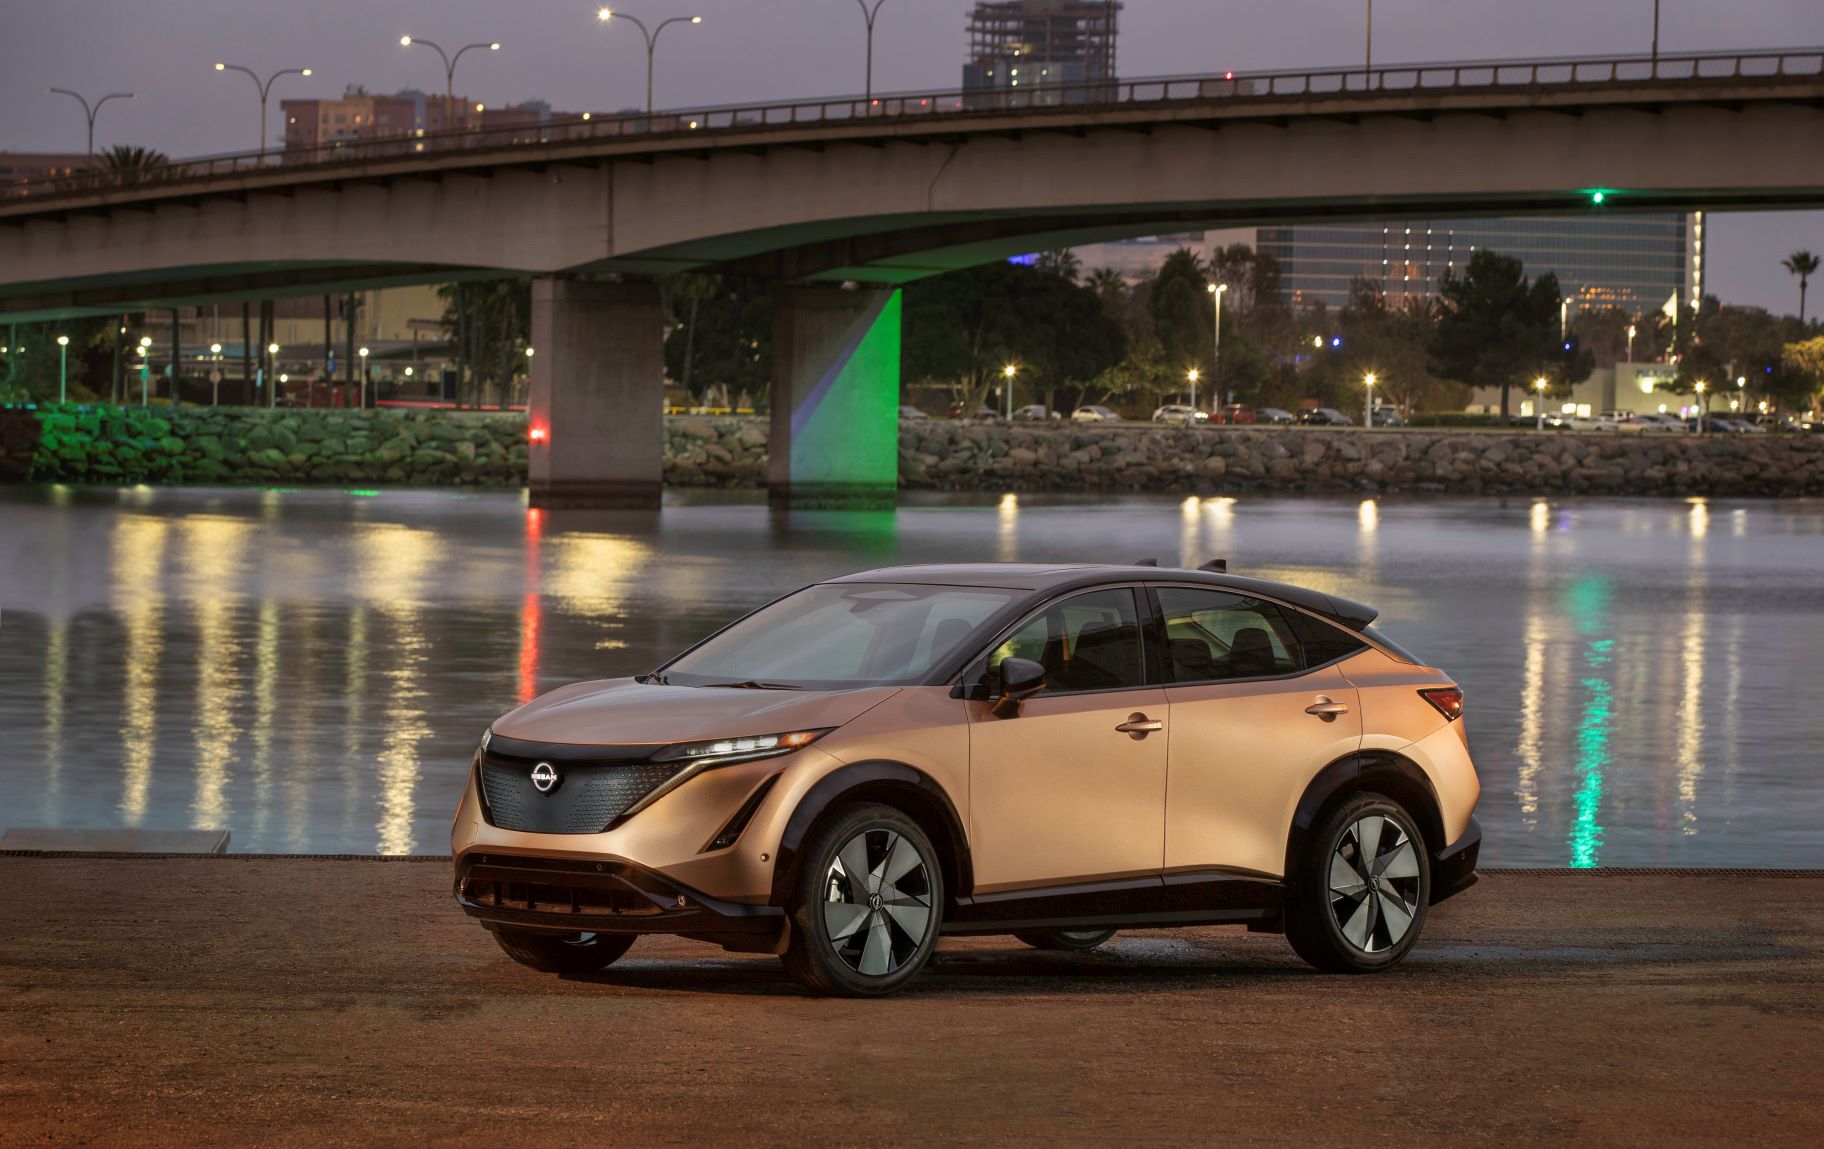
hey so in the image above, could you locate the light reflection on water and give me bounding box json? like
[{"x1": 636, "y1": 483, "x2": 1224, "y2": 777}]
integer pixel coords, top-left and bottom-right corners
[{"x1": 2, "y1": 486, "x2": 1822, "y2": 867}]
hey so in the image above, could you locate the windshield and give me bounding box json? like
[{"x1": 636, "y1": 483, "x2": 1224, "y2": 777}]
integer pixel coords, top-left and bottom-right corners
[{"x1": 660, "y1": 583, "x2": 1021, "y2": 689}]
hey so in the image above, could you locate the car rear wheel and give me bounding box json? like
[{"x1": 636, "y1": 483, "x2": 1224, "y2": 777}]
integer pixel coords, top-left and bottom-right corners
[
  {"x1": 1014, "y1": 928, "x2": 1116, "y2": 952},
  {"x1": 780, "y1": 803, "x2": 943, "y2": 997},
  {"x1": 491, "y1": 928, "x2": 635, "y2": 974},
  {"x1": 1285, "y1": 794, "x2": 1430, "y2": 974}
]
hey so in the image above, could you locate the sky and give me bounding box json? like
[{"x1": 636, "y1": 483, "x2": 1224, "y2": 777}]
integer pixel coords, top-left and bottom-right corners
[{"x1": 2, "y1": 0, "x2": 1819, "y2": 311}]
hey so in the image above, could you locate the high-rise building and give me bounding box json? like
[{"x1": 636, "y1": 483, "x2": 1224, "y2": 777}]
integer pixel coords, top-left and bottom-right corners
[
  {"x1": 280, "y1": 87, "x2": 571, "y2": 156},
  {"x1": 0, "y1": 152, "x2": 98, "y2": 194},
  {"x1": 963, "y1": 1, "x2": 1121, "y2": 103},
  {"x1": 1256, "y1": 213, "x2": 1704, "y2": 319}
]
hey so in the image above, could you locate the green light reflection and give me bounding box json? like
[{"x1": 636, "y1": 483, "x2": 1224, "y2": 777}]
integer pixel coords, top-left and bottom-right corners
[{"x1": 1567, "y1": 577, "x2": 1613, "y2": 867}]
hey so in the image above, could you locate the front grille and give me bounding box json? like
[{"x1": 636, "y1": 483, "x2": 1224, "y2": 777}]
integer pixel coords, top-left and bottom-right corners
[
  {"x1": 479, "y1": 749, "x2": 684, "y2": 835},
  {"x1": 461, "y1": 876, "x2": 662, "y2": 917}
]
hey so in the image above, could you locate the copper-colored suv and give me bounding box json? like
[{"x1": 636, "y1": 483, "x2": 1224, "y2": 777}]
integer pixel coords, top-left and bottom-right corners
[{"x1": 452, "y1": 563, "x2": 1481, "y2": 996}]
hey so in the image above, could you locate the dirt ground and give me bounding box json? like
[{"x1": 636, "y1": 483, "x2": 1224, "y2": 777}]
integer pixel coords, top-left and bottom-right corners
[{"x1": 0, "y1": 858, "x2": 1819, "y2": 1147}]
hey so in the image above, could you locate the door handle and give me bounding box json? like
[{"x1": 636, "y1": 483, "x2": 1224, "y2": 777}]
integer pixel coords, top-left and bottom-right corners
[
  {"x1": 1305, "y1": 697, "x2": 1350, "y2": 721},
  {"x1": 1115, "y1": 713, "x2": 1164, "y2": 738}
]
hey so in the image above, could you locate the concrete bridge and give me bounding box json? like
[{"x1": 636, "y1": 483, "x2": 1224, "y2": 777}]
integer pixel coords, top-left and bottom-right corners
[{"x1": 4, "y1": 48, "x2": 1821, "y2": 506}]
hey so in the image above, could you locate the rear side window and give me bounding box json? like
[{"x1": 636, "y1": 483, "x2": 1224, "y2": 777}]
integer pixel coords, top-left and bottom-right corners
[
  {"x1": 1156, "y1": 587, "x2": 1302, "y2": 682},
  {"x1": 1292, "y1": 613, "x2": 1373, "y2": 666}
]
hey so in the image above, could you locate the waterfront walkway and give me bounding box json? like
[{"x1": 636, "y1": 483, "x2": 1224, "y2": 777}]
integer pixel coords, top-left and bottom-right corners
[{"x1": 1, "y1": 858, "x2": 1818, "y2": 1145}]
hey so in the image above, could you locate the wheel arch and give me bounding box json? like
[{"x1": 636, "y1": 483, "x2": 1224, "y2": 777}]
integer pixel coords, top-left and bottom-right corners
[
  {"x1": 768, "y1": 760, "x2": 973, "y2": 908},
  {"x1": 1284, "y1": 750, "x2": 1446, "y2": 877}
]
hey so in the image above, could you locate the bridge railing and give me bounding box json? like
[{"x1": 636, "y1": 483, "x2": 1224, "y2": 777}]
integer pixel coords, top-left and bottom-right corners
[{"x1": 6, "y1": 47, "x2": 1820, "y2": 205}]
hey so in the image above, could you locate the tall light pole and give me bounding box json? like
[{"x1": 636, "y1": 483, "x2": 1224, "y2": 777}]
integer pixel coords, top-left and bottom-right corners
[
  {"x1": 1187, "y1": 368, "x2": 1201, "y2": 412},
  {"x1": 596, "y1": 8, "x2": 703, "y2": 115},
  {"x1": 1652, "y1": 0, "x2": 1661, "y2": 65},
  {"x1": 853, "y1": 1, "x2": 891, "y2": 109},
  {"x1": 214, "y1": 63, "x2": 312, "y2": 160},
  {"x1": 137, "y1": 337, "x2": 152, "y2": 406},
  {"x1": 1535, "y1": 377, "x2": 1548, "y2": 432},
  {"x1": 1365, "y1": 0, "x2": 1374, "y2": 73},
  {"x1": 1206, "y1": 282, "x2": 1228, "y2": 412},
  {"x1": 56, "y1": 335, "x2": 69, "y2": 404},
  {"x1": 1626, "y1": 322, "x2": 1637, "y2": 361},
  {"x1": 358, "y1": 346, "x2": 371, "y2": 409},
  {"x1": 400, "y1": 36, "x2": 500, "y2": 133},
  {"x1": 1694, "y1": 379, "x2": 1707, "y2": 433},
  {"x1": 1002, "y1": 364, "x2": 1018, "y2": 421},
  {"x1": 1364, "y1": 372, "x2": 1377, "y2": 428},
  {"x1": 48, "y1": 88, "x2": 135, "y2": 158},
  {"x1": 267, "y1": 342, "x2": 281, "y2": 408}
]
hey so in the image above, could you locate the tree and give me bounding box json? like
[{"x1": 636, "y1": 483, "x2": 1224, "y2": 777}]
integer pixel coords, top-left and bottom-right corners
[
  {"x1": 1432, "y1": 249, "x2": 1588, "y2": 417},
  {"x1": 1783, "y1": 336, "x2": 1824, "y2": 412},
  {"x1": 99, "y1": 145, "x2": 170, "y2": 187},
  {"x1": 1782, "y1": 250, "x2": 1820, "y2": 324},
  {"x1": 1034, "y1": 249, "x2": 1082, "y2": 284},
  {"x1": 438, "y1": 278, "x2": 531, "y2": 406},
  {"x1": 663, "y1": 274, "x2": 772, "y2": 405},
  {"x1": 1149, "y1": 248, "x2": 1210, "y2": 377}
]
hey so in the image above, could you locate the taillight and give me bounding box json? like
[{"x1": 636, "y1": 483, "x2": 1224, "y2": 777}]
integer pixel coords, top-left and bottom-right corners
[{"x1": 1420, "y1": 687, "x2": 1463, "y2": 721}]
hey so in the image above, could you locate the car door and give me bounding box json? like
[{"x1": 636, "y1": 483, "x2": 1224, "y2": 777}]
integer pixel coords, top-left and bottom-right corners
[
  {"x1": 1153, "y1": 586, "x2": 1364, "y2": 881},
  {"x1": 965, "y1": 587, "x2": 1168, "y2": 893}
]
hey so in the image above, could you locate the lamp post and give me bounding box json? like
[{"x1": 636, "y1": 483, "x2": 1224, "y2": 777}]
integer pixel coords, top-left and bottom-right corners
[
  {"x1": 358, "y1": 346, "x2": 371, "y2": 409},
  {"x1": 1652, "y1": 0, "x2": 1661, "y2": 66},
  {"x1": 853, "y1": 0, "x2": 891, "y2": 109},
  {"x1": 1695, "y1": 380, "x2": 1707, "y2": 433},
  {"x1": 1187, "y1": 368, "x2": 1201, "y2": 412},
  {"x1": 48, "y1": 88, "x2": 135, "y2": 158},
  {"x1": 400, "y1": 36, "x2": 500, "y2": 133},
  {"x1": 1002, "y1": 364, "x2": 1017, "y2": 421},
  {"x1": 1206, "y1": 282, "x2": 1227, "y2": 412},
  {"x1": 1737, "y1": 375, "x2": 1747, "y2": 420},
  {"x1": 214, "y1": 63, "x2": 312, "y2": 159},
  {"x1": 267, "y1": 342, "x2": 280, "y2": 408},
  {"x1": 1626, "y1": 323, "x2": 1637, "y2": 361},
  {"x1": 1365, "y1": 0, "x2": 1374, "y2": 74},
  {"x1": 1535, "y1": 377, "x2": 1548, "y2": 432},
  {"x1": 1364, "y1": 373, "x2": 1377, "y2": 428},
  {"x1": 596, "y1": 8, "x2": 703, "y2": 115},
  {"x1": 137, "y1": 338, "x2": 151, "y2": 406},
  {"x1": 56, "y1": 335, "x2": 69, "y2": 404}
]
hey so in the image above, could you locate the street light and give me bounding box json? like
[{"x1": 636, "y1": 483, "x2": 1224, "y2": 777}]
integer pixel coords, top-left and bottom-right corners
[
  {"x1": 1535, "y1": 377, "x2": 1548, "y2": 432},
  {"x1": 1737, "y1": 375, "x2": 1747, "y2": 415},
  {"x1": 401, "y1": 36, "x2": 501, "y2": 134},
  {"x1": 56, "y1": 335, "x2": 69, "y2": 404},
  {"x1": 1626, "y1": 323, "x2": 1637, "y2": 361},
  {"x1": 596, "y1": 8, "x2": 703, "y2": 115},
  {"x1": 1651, "y1": 0, "x2": 1661, "y2": 66},
  {"x1": 1206, "y1": 282, "x2": 1228, "y2": 412},
  {"x1": 1695, "y1": 379, "x2": 1707, "y2": 433},
  {"x1": 1365, "y1": 0, "x2": 1374, "y2": 73},
  {"x1": 136, "y1": 338, "x2": 151, "y2": 407},
  {"x1": 1002, "y1": 363, "x2": 1018, "y2": 421},
  {"x1": 214, "y1": 63, "x2": 312, "y2": 160},
  {"x1": 48, "y1": 88, "x2": 135, "y2": 158},
  {"x1": 358, "y1": 346, "x2": 370, "y2": 409},
  {"x1": 852, "y1": 1, "x2": 892, "y2": 110},
  {"x1": 1364, "y1": 372, "x2": 1377, "y2": 428},
  {"x1": 1187, "y1": 367, "x2": 1201, "y2": 412}
]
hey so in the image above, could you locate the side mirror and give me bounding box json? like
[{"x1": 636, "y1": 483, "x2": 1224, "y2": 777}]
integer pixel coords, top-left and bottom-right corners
[{"x1": 991, "y1": 656, "x2": 1047, "y2": 719}]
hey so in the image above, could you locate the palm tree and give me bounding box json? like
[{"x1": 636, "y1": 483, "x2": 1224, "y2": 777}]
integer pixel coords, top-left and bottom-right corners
[
  {"x1": 1783, "y1": 250, "x2": 1820, "y2": 323},
  {"x1": 98, "y1": 144, "x2": 170, "y2": 188},
  {"x1": 1035, "y1": 249, "x2": 1083, "y2": 283}
]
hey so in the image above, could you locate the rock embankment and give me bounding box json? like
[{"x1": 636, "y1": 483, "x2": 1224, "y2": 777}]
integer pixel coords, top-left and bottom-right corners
[{"x1": 13, "y1": 407, "x2": 1824, "y2": 496}]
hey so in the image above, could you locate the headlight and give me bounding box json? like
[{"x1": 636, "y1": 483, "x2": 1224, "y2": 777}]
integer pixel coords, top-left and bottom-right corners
[
  {"x1": 479, "y1": 727, "x2": 492, "y2": 754},
  {"x1": 651, "y1": 728, "x2": 831, "y2": 768}
]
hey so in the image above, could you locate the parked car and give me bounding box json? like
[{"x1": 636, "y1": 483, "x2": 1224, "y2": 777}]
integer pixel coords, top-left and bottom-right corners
[
  {"x1": 1071, "y1": 405, "x2": 1122, "y2": 424},
  {"x1": 1151, "y1": 404, "x2": 1208, "y2": 426},
  {"x1": 1756, "y1": 414, "x2": 1803, "y2": 432},
  {"x1": 1257, "y1": 407, "x2": 1297, "y2": 425},
  {"x1": 453, "y1": 561, "x2": 1483, "y2": 995},
  {"x1": 1614, "y1": 413, "x2": 1679, "y2": 432},
  {"x1": 1368, "y1": 406, "x2": 1407, "y2": 428},
  {"x1": 1218, "y1": 404, "x2": 1258, "y2": 425},
  {"x1": 1012, "y1": 404, "x2": 1060, "y2": 422},
  {"x1": 1564, "y1": 414, "x2": 1620, "y2": 432},
  {"x1": 1509, "y1": 412, "x2": 1568, "y2": 429},
  {"x1": 948, "y1": 403, "x2": 1000, "y2": 420},
  {"x1": 1299, "y1": 407, "x2": 1352, "y2": 426},
  {"x1": 898, "y1": 405, "x2": 929, "y2": 421}
]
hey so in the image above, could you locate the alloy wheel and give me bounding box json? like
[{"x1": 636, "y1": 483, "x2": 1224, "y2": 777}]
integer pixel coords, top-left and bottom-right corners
[
  {"x1": 1327, "y1": 814, "x2": 1422, "y2": 954},
  {"x1": 821, "y1": 827, "x2": 935, "y2": 977}
]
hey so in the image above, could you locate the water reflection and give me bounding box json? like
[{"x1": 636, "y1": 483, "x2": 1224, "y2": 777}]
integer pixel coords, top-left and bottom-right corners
[{"x1": 2, "y1": 487, "x2": 1822, "y2": 865}]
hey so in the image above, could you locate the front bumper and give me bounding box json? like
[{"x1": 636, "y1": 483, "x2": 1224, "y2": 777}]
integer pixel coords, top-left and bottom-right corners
[
  {"x1": 1430, "y1": 816, "x2": 1481, "y2": 905},
  {"x1": 454, "y1": 852, "x2": 784, "y2": 950}
]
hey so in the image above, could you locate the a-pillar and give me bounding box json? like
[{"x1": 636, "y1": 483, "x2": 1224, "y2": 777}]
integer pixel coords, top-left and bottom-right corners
[
  {"x1": 528, "y1": 277, "x2": 664, "y2": 509},
  {"x1": 769, "y1": 285, "x2": 901, "y2": 509}
]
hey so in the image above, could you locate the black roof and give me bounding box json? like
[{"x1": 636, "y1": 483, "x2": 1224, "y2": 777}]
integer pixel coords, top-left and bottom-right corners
[{"x1": 828, "y1": 563, "x2": 1378, "y2": 631}]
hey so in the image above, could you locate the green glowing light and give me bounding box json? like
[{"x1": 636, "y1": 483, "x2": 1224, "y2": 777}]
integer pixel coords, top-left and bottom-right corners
[
  {"x1": 345, "y1": 489, "x2": 381, "y2": 497},
  {"x1": 1567, "y1": 578, "x2": 1613, "y2": 868},
  {"x1": 1591, "y1": 191, "x2": 1605, "y2": 205},
  {"x1": 791, "y1": 289, "x2": 901, "y2": 495}
]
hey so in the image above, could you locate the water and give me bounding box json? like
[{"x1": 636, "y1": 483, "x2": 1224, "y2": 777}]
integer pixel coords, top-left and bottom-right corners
[{"x1": 2, "y1": 485, "x2": 1821, "y2": 867}]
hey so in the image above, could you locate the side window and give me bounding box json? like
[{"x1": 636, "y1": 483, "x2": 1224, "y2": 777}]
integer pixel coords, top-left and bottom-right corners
[
  {"x1": 1296, "y1": 614, "x2": 1373, "y2": 666},
  {"x1": 1157, "y1": 587, "x2": 1303, "y2": 682},
  {"x1": 986, "y1": 588, "x2": 1145, "y2": 694}
]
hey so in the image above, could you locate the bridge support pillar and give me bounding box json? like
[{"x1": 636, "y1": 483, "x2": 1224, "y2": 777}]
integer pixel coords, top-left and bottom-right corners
[
  {"x1": 528, "y1": 277, "x2": 664, "y2": 509},
  {"x1": 768, "y1": 285, "x2": 901, "y2": 509}
]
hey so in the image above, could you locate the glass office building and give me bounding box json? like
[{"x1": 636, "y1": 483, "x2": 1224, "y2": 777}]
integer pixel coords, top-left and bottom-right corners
[{"x1": 1257, "y1": 213, "x2": 1703, "y2": 317}]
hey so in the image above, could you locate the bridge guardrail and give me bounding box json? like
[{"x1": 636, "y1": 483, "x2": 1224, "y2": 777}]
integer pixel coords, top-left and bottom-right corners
[{"x1": 6, "y1": 47, "x2": 1820, "y2": 205}]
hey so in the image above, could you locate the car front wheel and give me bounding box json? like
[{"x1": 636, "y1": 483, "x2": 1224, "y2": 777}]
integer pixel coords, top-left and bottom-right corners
[
  {"x1": 491, "y1": 929, "x2": 635, "y2": 974},
  {"x1": 780, "y1": 803, "x2": 943, "y2": 997},
  {"x1": 1285, "y1": 794, "x2": 1431, "y2": 973}
]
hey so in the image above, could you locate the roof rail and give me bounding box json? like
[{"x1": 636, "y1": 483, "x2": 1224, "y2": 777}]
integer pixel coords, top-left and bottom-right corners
[{"x1": 1133, "y1": 558, "x2": 1158, "y2": 567}]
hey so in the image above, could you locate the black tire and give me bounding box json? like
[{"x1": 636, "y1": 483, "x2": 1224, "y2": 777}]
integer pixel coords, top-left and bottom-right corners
[
  {"x1": 1285, "y1": 793, "x2": 1431, "y2": 974},
  {"x1": 491, "y1": 928, "x2": 635, "y2": 975},
  {"x1": 1014, "y1": 928, "x2": 1117, "y2": 952},
  {"x1": 780, "y1": 803, "x2": 944, "y2": 997}
]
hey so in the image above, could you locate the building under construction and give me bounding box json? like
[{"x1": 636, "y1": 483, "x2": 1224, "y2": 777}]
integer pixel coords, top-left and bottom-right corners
[{"x1": 962, "y1": 1, "x2": 1121, "y2": 101}]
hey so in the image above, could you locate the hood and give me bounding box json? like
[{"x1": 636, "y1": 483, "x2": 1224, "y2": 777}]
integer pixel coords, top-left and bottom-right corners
[{"x1": 490, "y1": 678, "x2": 900, "y2": 747}]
